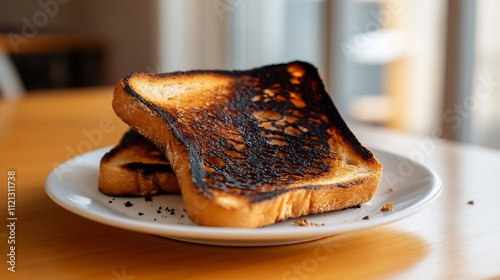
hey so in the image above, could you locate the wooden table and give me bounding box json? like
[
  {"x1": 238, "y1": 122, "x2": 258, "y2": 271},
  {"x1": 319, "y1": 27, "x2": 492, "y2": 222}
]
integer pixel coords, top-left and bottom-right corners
[{"x1": 1, "y1": 88, "x2": 499, "y2": 279}]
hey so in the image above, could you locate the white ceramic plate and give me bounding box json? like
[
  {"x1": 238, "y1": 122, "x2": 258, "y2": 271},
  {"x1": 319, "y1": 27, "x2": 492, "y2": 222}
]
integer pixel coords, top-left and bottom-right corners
[{"x1": 45, "y1": 147, "x2": 442, "y2": 246}]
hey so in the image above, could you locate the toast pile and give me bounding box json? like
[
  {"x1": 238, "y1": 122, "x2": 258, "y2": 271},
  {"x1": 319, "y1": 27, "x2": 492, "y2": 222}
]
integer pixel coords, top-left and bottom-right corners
[{"x1": 103, "y1": 61, "x2": 383, "y2": 228}]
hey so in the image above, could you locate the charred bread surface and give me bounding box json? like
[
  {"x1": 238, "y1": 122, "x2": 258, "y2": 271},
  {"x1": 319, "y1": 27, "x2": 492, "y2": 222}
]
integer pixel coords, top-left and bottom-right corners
[
  {"x1": 112, "y1": 61, "x2": 383, "y2": 228},
  {"x1": 98, "y1": 129, "x2": 180, "y2": 196}
]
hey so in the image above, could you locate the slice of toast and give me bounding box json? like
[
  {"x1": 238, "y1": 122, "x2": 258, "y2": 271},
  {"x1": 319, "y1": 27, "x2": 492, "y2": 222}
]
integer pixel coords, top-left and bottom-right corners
[
  {"x1": 112, "y1": 61, "x2": 383, "y2": 228},
  {"x1": 98, "y1": 129, "x2": 180, "y2": 196}
]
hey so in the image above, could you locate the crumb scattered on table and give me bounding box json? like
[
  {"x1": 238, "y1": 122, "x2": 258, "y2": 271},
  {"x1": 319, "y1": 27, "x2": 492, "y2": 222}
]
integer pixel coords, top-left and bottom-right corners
[{"x1": 380, "y1": 203, "x2": 394, "y2": 212}]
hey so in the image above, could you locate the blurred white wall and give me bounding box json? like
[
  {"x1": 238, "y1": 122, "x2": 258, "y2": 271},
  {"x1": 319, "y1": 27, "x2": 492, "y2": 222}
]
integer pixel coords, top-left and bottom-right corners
[
  {"x1": 227, "y1": 0, "x2": 326, "y2": 72},
  {"x1": 471, "y1": 0, "x2": 500, "y2": 150},
  {"x1": 404, "y1": 0, "x2": 447, "y2": 134},
  {"x1": 157, "y1": 0, "x2": 227, "y2": 72}
]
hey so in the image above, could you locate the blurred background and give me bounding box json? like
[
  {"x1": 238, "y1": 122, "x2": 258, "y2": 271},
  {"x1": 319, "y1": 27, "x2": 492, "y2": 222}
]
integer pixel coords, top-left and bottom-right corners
[{"x1": 1, "y1": 0, "x2": 499, "y2": 150}]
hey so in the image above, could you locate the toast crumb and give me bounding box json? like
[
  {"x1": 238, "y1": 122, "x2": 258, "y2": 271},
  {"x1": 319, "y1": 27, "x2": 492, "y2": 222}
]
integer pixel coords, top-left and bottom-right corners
[
  {"x1": 362, "y1": 215, "x2": 370, "y2": 220},
  {"x1": 294, "y1": 219, "x2": 309, "y2": 226},
  {"x1": 380, "y1": 203, "x2": 394, "y2": 212},
  {"x1": 293, "y1": 219, "x2": 324, "y2": 227},
  {"x1": 467, "y1": 200, "x2": 474, "y2": 205},
  {"x1": 124, "y1": 201, "x2": 133, "y2": 207}
]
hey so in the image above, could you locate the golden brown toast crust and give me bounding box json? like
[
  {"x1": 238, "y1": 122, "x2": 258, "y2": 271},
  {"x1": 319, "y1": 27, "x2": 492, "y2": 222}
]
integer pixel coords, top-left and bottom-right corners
[
  {"x1": 98, "y1": 129, "x2": 180, "y2": 196},
  {"x1": 113, "y1": 61, "x2": 382, "y2": 227}
]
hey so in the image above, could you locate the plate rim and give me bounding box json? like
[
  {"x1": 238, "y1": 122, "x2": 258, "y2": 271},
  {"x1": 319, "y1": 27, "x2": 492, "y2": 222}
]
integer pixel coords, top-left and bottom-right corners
[{"x1": 45, "y1": 146, "x2": 442, "y2": 245}]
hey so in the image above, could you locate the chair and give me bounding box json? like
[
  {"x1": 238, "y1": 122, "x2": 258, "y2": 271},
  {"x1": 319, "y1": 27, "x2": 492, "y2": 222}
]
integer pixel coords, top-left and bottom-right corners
[{"x1": 0, "y1": 49, "x2": 25, "y2": 99}]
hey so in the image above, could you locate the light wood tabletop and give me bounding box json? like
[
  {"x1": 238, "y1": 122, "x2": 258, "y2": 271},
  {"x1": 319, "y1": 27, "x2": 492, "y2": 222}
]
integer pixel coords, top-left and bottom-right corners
[{"x1": 1, "y1": 87, "x2": 499, "y2": 279}]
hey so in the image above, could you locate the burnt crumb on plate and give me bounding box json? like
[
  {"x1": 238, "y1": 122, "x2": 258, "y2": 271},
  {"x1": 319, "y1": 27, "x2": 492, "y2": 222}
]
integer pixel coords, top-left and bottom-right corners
[
  {"x1": 138, "y1": 212, "x2": 144, "y2": 216},
  {"x1": 145, "y1": 196, "x2": 153, "y2": 202},
  {"x1": 108, "y1": 200, "x2": 112, "y2": 203},
  {"x1": 467, "y1": 200, "x2": 474, "y2": 205},
  {"x1": 362, "y1": 215, "x2": 370, "y2": 220},
  {"x1": 380, "y1": 203, "x2": 394, "y2": 212},
  {"x1": 293, "y1": 219, "x2": 324, "y2": 227},
  {"x1": 294, "y1": 219, "x2": 309, "y2": 226},
  {"x1": 124, "y1": 201, "x2": 133, "y2": 207}
]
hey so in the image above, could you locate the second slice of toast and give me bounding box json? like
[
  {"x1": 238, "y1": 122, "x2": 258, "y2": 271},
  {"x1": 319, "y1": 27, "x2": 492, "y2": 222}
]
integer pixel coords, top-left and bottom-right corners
[
  {"x1": 98, "y1": 129, "x2": 180, "y2": 196},
  {"x1": 112, "y1": 61, "x2": 383, "y2": 228}
]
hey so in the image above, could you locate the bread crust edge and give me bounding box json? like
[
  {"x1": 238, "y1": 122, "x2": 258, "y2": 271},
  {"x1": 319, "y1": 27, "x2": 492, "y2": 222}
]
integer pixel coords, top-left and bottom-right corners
[{"x1": 113, "y1": 75, "x2": 383, "y2": 228}]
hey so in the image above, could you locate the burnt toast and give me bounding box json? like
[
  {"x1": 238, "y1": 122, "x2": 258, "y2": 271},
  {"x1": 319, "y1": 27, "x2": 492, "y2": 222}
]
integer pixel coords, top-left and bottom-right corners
[
  {"x1": 98, "y1": 129, "x2": 180, "y2": 196},
  {"x1": 112, "y1": 61, "x2": 383, "y2": 228}
]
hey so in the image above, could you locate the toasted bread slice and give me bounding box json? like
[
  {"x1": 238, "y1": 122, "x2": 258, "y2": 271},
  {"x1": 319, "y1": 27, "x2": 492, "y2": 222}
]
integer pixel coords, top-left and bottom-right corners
[
  {"x1": 112, "y1": 61, "x2": 382, "y2": 228},
  {"x1": 98, "y1": 129, "x2": 180, "y2": 196}
]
